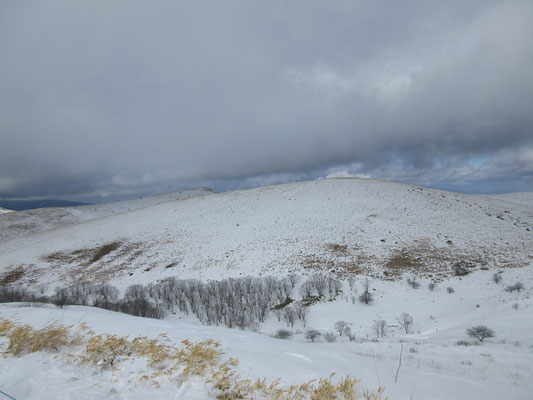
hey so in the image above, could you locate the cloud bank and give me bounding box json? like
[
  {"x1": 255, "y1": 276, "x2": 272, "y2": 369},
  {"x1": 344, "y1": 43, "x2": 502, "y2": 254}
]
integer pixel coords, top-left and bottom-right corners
[{"x1": 1, "y1": 1, "x2": 532, "y2": 200}]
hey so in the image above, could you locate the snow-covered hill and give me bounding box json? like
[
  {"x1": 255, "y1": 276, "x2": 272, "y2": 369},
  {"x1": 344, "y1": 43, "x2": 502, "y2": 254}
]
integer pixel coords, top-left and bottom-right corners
[
  {"x1": 0, "y1": 207, "x2": 13, "y2": 215},
  {"x1": 0, "y1": 179, "x2": 531, "y2": 289},
  {"x1": 0, "y1": 187, "x2": 213, "y2": 243},
  {"x1": 1, "y1": 179, "x2": 532, "y2": 399}
]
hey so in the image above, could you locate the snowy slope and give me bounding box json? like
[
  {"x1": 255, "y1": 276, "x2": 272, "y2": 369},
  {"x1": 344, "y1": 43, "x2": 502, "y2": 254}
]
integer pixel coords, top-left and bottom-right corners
[
  {"x1": 1, "y1": 179, "x2": 532, "y2": 400},
  {"x1": 487, "y1": 192, "x2": 533, "y2": 207},
  {"x1": 0, "y1": 187, "x2": 213, "y2": 243},
  {"x1": 0, "y1": 207, "x2": 13, "y2": 215},
  {"x1": 1, "y1": 264, "x2": 532, "y2": 400},
  {"x1": 0, "y1": 178, "x2": 531, "y2": 289}
]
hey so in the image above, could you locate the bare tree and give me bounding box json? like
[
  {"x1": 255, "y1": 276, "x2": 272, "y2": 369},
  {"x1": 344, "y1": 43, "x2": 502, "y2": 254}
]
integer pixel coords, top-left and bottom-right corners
[
  {"x1": 305, "y1": 329, "x2": 321, "y2": 342},
  {"x1": 373, "y1": 319, "x2": 387, "y2": 338},
  {"x1": 359, "y1": 279, "x2": 374, "y2": 304},
  {"x1": 283, "y1": 305, "x2": 297, "y2": 328},
  {"x1": 467, "y1": 326, "x2": 495, "y2": 342},
  {"x1": 312, "y1": 274, "x2": 328, "y2": 297},
  {"x1": 293, "y1": 301, "x2": 309, "y2": 327},
  {"x1": 359, "y1": 291, "x2": 373, "y2": 304},
  {"x1": 397, "y1": 313, "x2": 414, "y2": 334},
  {"x1": 288, "y1": 273, "x2": 299, "y2": 288},
  {"x1": 345, "y1": 326, "x2": 356, "y2": 342},
  {"x1": 299, "y1": 280, "x2": 314, "y2": 298},
  {"x1": 334, "y1": 320, "x2": 349, "y2": 336}
]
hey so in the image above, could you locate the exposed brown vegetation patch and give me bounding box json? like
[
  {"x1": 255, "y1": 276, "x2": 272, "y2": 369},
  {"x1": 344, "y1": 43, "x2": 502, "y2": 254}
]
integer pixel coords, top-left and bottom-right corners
[
  {"x1": 383, "y1": 240, "x2": 489, "y2": 279},
  {"x1": 42, "y1": 241, "x2": 144, "y2": 268},
  {"x1": 88, "y1": 241, "x2": 122, "y2": 264},
  {"x1": 299, "y1": 251, "x2": 369, "y2": 278},
  {"x1": 0, "y1": 266, "x2": 25, "y2": 285},
  {"x1": 38, "y1": 241, "x2": 147, "y2": 285},
  {"x1": 326, "y1": 243, "x2": 349, "y2": 256}
]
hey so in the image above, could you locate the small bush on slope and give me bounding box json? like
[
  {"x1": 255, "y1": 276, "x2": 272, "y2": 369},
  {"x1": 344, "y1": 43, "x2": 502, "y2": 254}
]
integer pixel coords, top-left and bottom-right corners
[
  {"x1": 0, "y1": 319, "x2": 387, "y2": 400},
  {"x1": 467, "y1": 326, "x2": 495, "y2": 343}
]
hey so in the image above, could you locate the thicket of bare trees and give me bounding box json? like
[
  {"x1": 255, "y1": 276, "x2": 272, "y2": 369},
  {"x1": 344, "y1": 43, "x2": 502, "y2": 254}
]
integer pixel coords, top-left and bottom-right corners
[
  {"x1": 298, "y1": 273, "x2": 342, "y2": 300},
  {"x1": 0, "y1": 276, "x2": 303, "y2": 329}
]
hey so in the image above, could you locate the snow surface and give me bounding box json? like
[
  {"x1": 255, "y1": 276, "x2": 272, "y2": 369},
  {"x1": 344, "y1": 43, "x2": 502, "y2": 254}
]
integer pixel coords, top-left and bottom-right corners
[
  {"x1": 1, "y1": 265, "x2": 532, "y2": 399},
  {"x1": 487, "y1": 192, "x2": 533, "y2": 207},
  {"x1": 1, "y1": 179, "x2": 532, "y2": 399},
  {"x1": 0, "y1": 187, "x2": 213, "y2": 243},
  {"x1": 0, "y1": 179, "x2": 531, "y2": 290}
]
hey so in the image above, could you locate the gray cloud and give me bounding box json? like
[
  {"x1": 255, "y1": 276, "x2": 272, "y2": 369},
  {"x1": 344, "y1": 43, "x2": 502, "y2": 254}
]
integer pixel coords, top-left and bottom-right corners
[{"x1": 1, "y1": 0, "x2": 532, "y2": 200}]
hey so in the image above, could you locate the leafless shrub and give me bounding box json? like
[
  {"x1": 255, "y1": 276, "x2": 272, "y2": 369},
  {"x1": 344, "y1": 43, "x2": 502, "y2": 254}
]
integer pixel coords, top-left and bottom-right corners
[
  {"x1": 406, "y1": 277, "x2": 420, "y2": 289},
  {"x1": 447, "y1": 287, "x2": 455, "y2": 294},
  {"x1": 397, "y1": 313, "x2": 414, "y2": 334},
  {"x1": 305, "y1": 329, "x2": 321, "y2": 342},
  {"x1": 467, "y1": 326, "x2": 495, "y2": 342},
  {"x1": 373, "y1": 319, "x2": 387, "y2": 338},
  {"x1": 428, "y1": 282, "x2": 437, "y2": 291},
  {"x1": 359, "y1": 279, "x2": 373, "y2": 304},
  {"x1": 324, "y1": 332, "x2": 337, "y2": 343},
  {"x1": 492, "y1": 273, "x2": 502, "y2": 284},
  {"x1": 505, "y1": 282, "x2": 524, "y2": 292},
  {"x1": 274, "y1": 329, "x2": 293, "y2": 339}
]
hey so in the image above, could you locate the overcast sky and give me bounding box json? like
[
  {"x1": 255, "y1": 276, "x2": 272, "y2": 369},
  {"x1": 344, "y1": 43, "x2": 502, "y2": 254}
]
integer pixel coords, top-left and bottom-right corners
[{"x1": 1, "y1": 0, "x2": 532, "y2": 201}]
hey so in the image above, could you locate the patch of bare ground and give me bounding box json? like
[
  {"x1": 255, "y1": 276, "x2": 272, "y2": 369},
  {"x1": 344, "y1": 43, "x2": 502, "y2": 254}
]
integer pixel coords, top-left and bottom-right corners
[
  {"x1": 381, "y1": 239, "x2": 526, "y2": 280},
  {"x1": 38, "y1": 240, "x2": 147, "y2": 284},
  {"x1": 325, "y1": 243, "x2": 349, "y2": 256},
  {"x1": 296, "y1": 239, "x2": 527, "y2": 281},
  {"x1": 0, "y1": 266, "x2": 25, "y2": 285},
  {"x1": 296, "y1": 243, "x2": 373, "y2": 278},
  {"x1": 42, "y1": 241, "x2": 144, "y2": 267}
]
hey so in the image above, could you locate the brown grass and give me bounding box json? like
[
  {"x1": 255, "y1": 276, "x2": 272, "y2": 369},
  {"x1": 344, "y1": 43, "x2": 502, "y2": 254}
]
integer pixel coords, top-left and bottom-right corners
[
  {"x1": 326, "y1": 243, "x2": 349, "y2": 256},
  {"x1": 0, "y1": 319, "x2": 387, "y2": 399},
  {"x1": 0, "y1": 266, "x2": 25, "y2": 285}
]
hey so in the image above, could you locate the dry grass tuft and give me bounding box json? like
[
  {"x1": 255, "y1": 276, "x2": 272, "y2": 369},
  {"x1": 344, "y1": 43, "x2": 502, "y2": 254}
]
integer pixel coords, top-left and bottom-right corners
[
  {"x1": 0, "y1": 321, "x2": 77, "y2": 356},
  {"x1": 0, "y1": 319, "x2": 387, "y2": 399}
]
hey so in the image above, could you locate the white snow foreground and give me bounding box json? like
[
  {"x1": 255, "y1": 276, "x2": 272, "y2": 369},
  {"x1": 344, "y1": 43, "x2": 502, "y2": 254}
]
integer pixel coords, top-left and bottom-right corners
[{"x1": 1, "y1": 265, "x2": 533, "y2": 399}]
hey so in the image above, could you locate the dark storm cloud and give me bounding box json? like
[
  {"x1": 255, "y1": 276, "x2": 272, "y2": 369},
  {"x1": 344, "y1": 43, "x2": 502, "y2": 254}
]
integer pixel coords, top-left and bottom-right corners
[{"x1": 1, "y1": 0, "x2": 532, "y2": 199}]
